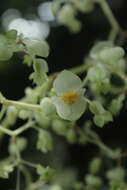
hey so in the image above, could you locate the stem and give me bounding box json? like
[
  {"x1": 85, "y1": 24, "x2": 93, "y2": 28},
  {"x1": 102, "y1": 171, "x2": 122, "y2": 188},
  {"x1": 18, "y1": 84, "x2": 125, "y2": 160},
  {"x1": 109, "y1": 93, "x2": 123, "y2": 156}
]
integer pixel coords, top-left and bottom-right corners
[
  {"x1": 94, "y1": 140, "x2": 121, "y2": 159},
  {"x1": 21, "y1": 160, "x2": 37, "y2": 168},
  {"x1": 0, "y1": 125, "x2": 14, "y2": 136},
  {"x1": 0, "y1": 98, "x2": 41, "y2": 112},
  {"x1": 0, "y1": 121, "x2": 34, "y2": 136},
  {"x1": 29, "y1": 181, "x2": 45, "y2": 190},
  {"x1": 15, "y1": 140, "x2": 21, "y2": 190},
  {"x1": 13, "y1": 121, "x2": 34, "y2": 136},
  {"x1": 85, "y1": 125, "x2": 121, "y2": 159},
  {"x1": 70, "y1": 63, "x2": 93, "y2": 74},
  {"x1": 20, "y1": 165, "x2": 32, "y2": 190},
  {"x1": 0, "y1": 105, "x2": 6, "y2": 121},
  {"x1": 16, "y1": 167, "x2": 20, "y2": 190},
  {"x1": 95, "y1": 0, "x2": 121, "y2": 41}
]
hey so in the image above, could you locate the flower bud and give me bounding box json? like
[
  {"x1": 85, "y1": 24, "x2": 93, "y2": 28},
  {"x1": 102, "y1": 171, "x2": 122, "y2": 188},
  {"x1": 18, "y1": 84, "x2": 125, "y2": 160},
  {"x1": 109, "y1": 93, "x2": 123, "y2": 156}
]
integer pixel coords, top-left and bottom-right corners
[{"x1": 40, "y1": 97, "x2": 56, "y2": 116}]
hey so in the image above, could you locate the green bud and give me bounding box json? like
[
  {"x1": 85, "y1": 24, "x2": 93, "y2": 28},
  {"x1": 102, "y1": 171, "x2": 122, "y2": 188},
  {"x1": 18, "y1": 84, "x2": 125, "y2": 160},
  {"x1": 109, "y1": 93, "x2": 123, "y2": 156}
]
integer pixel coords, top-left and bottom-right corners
[
  {"x1": 90, "y1": 41, "x2": 113, "y2": 60},
  {"x1": 23, "y1": 55, "x2": 33, "y2": 66},
  {"x1": 6, "y1": 30, "x2": 17, "y2": 40},
  {"x1": 57, "y1": 4, "x2": 82, "y2": 33},
  {"x1": 99, "y1": 47, "x2": 125, "y2": 63},
  {"x1": 25, "y1": 39, "x2": 49, "y2": 57},
  {"x1": 35, "y1": 112, "x2": 51, "y2": 128},
  {"x1": 19, "y1": 110, "x2": 32, "y2": 120},
  {"x1": 66, "y1": 128, "x2": 77, "y2": 143},
  {"x1": 34, "y1": 59, "x2": 48, "y2": 73},
  {"x1": 72, "y1": 0, "x2": 94, "y2": 13},
  {"x1": 106, "y1": 167, "x2": 125, "y2": 181},
  {"x1": 40, "y1": 97, "x2": 56, "y2": 116},
  {"x1": 93, "y1": 111, "x2": 112, "y2": 127},
  {"x1": 109, "y1": 94, "x2": 125, "y2": 116},
  {"x1": 85, "y1": 174, "x2": 102, "y2": 187},
  {"x1": 9, "y1": 137, "x2": 27, "y2": 155},
  {"x1": 68, "y1": 19, "x2": 82, "y2": 33},
  {"x1": 58, "y1": 5, "x2": 76, "y2": 24},
  {"x1": 37, "y1": 164, "x2": 56, "y2": 182},
  {"x1": 7, "y1": 106, "x2": 18, "y2": 125},
  {"x1": 51, "y1": 185, "x2": 62, "y2": 190},
  {"x1": 0, "y1": 164, "x2": 14, "y2": 179},
  {"x1": 52, "y1": 1, "x2": 61, "y2": 16},
  {"x1": 52, "y1": 119, "x2": 68, "y2": 136},
  {"x1": 0, "y1": 46, "x2": 13, "y2": 61},
  {"x1": 89, "y1": 101, "x2": 105, "y2": 115},
  {"x1": 89, "y1": 158, "x2": 102, "y2": 174},
  {"x1": 37, "y1": 130, "x2": 53, "y2": 153}
]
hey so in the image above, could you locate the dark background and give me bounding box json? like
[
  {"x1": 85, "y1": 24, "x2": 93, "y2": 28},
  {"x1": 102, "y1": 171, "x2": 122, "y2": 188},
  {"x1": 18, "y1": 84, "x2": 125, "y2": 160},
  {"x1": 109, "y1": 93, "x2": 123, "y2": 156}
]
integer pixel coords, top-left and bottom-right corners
[{"x1": 0, "y1": 0, "x2": 127, "y2": 189}]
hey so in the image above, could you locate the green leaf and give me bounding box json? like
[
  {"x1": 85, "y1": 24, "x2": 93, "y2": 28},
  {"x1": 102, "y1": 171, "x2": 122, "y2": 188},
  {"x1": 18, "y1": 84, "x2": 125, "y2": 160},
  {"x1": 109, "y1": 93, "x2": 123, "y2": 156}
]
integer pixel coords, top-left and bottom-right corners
[
  {"x1": 37, "y1": 130, "x2": 53, "y2": 153},
  {"x1": 37, "y1": 164, "x2": 56, "y2": 182}
]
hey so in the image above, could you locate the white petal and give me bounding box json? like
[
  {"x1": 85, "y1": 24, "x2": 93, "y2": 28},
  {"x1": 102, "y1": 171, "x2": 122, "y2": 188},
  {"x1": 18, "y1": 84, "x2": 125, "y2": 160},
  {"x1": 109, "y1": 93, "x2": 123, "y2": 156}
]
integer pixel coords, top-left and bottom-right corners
[
  {"x1": 52, "y1": 96, "x2": 71, "y2": 119},
  {"x1": 53, "y1": 70, "x2": 82, "y2": 95},
  {"x1": 68, "y1": 96, "x2": 87, "y2": 121},
  {"x1": 52, "y1": 96, "x2": 86, "y2": 121}
]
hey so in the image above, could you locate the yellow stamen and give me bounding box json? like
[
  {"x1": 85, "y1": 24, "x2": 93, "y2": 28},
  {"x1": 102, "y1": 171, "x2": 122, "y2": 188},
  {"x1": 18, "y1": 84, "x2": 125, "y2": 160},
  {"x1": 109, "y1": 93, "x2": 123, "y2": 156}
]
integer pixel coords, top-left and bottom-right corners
[{"x1": 61, "y1": 92, "x2": 78, "y2": 105}]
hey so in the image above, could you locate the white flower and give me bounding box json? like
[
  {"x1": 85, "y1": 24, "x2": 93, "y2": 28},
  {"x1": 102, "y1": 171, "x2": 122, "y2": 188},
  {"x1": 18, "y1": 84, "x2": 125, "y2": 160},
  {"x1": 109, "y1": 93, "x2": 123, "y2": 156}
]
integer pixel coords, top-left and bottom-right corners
[{"x1": 52, "y1": 70, "x2": 86, "y2": 121}]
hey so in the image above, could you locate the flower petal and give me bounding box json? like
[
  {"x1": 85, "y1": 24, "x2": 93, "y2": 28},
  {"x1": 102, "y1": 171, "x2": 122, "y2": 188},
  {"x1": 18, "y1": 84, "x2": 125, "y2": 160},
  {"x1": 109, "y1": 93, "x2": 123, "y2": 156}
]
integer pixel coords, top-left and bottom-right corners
[
  {"x1": 52, "y1": 96, "x2": 87, "y2": 121},
  {"x1": 68, "y1": 96, "x2": 87, "y2": 121},
  {"x1": 52, "y1": 96, "x2": 71, "y2": 119},
  {"x1": 53, "y1": 70, "x2": 82, "y2": 95}
]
